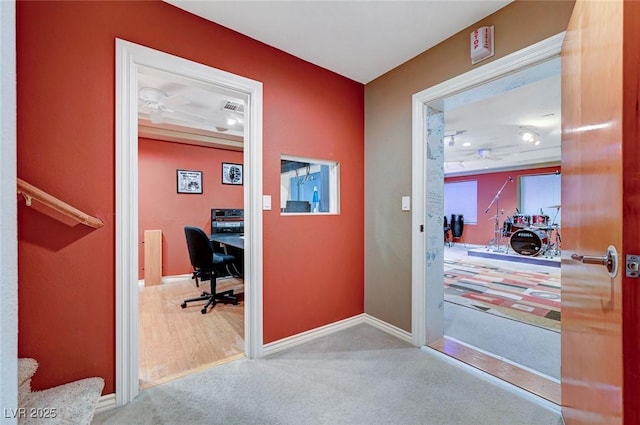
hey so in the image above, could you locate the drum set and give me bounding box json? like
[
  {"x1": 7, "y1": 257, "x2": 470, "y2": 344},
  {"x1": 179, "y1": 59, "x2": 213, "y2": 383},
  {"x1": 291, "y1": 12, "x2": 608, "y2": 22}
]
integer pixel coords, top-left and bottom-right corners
[
  {"x1": 500, "y1": 206, "x2": 562, "y2": 257},
  {"x1": 483, "y1": 176, "x2": 561, "y2": 257}
]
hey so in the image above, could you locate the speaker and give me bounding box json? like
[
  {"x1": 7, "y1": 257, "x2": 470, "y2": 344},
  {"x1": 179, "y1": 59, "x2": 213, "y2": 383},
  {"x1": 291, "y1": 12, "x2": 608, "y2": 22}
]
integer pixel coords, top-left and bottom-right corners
[{"x1": 450, "y1": 214, "x2": 464, "y2": 238}]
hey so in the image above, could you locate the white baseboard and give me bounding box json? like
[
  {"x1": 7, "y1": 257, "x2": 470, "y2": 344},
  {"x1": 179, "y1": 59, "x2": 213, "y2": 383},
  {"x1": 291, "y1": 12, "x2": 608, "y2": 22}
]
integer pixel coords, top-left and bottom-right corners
[
  {"x1": 262, "y1": 314, "x2": 367, "y2": 356},
  {"x1": 362, "y1": 314, "x2": 413, "y2": 343},
  {"x1": 261, "y1": 313, "x2": 413, "y2": 357},
  {"x1": 138, "y1": 274, "x2": 192, "y2": 288},
  {"x1": 94, "y1": 393, "x2": 116, "y2": 414}
]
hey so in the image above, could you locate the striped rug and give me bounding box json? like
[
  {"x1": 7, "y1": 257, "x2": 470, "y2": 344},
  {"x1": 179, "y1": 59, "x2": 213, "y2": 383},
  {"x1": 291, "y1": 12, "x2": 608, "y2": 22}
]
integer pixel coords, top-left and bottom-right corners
[{"x1": 444, "y1": 258, "x2": 561, "y2": 332}]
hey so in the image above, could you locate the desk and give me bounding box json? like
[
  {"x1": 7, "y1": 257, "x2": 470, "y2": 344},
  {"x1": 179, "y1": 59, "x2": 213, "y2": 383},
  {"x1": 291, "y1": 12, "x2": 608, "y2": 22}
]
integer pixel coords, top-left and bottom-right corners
[
  {"x1": 210, "y1": 233, "x2": 244, "y2": 250},
  {"x1": 210, "y1": 233, "x2": 244, "y2": 277}
]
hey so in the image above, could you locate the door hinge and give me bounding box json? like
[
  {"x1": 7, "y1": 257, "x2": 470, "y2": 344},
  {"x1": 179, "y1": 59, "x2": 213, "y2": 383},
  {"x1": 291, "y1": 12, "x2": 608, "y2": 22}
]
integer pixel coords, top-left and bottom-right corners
[{"x1": 420, "y1": 224, "x2": 424, "y2": 232}]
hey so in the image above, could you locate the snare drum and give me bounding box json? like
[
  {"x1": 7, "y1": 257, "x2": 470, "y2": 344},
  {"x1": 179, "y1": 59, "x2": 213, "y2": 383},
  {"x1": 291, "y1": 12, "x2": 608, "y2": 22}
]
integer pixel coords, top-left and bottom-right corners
[
  {"x1": 531, "y1": 214, "x2": 550, "y2": 227},
  {"x1": 510, "y1": 228, "x2": 549, "y2": 256}
]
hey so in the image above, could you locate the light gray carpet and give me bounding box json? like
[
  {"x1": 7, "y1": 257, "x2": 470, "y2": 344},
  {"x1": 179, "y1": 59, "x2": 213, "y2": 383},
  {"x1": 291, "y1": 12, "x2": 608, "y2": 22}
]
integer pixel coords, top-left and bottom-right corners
[{"x1": 93, "y1": 324, "x2": 562, "y2": 425}]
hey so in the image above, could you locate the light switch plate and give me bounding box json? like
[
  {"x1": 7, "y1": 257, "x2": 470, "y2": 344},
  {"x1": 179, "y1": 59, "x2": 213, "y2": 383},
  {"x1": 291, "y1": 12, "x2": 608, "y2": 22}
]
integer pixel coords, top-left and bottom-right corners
[
  {"x1": 263, "y1": 195, "x2": 272, "y2": 210},
  {"x1": 401, "y1": 196, "x2": 411, "y2": 211}
]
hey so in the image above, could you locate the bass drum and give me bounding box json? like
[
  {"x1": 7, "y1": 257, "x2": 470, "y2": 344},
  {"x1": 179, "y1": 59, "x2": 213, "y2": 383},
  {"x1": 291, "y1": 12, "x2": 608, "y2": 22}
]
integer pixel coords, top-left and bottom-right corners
[{"x1": 510, "y1": 228, "x2": 548, "y2": 256}]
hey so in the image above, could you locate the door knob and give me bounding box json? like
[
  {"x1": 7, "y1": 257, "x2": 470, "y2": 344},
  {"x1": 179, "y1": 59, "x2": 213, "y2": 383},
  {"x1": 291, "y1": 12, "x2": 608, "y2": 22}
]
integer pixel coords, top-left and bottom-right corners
[{"x1": 571, "y1": 245, "x2": 619, "y2": 278}]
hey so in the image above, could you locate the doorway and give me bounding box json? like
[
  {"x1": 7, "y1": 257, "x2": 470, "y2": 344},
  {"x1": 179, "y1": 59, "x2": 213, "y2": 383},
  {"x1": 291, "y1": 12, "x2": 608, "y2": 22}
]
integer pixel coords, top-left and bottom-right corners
[
  {"x1": 411, "y1": 33, "x2": 564, "y2": 402},
  {"x1": 135, "y1": 64, "x2": 249, "y2": 389},
  {"x1": 115, "y1": 39, "x2": 264, "y2": 406}
]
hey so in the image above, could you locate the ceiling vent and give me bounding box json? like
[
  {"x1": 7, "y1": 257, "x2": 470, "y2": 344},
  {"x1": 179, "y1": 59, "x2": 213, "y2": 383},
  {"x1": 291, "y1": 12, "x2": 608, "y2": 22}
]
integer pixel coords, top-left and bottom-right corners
[{"x1": 222, "y1": 101, "x2": 245, "y2": 114}]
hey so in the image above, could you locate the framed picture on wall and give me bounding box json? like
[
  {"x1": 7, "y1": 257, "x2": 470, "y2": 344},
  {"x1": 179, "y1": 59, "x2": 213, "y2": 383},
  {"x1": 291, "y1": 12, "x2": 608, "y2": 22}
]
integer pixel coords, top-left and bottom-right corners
[
  {"x1": 177, "y1": 169, "x2": 203, "y2": 194},
  {"x1": 222, "y1": 162, "x2": 243, "y2": 185}
]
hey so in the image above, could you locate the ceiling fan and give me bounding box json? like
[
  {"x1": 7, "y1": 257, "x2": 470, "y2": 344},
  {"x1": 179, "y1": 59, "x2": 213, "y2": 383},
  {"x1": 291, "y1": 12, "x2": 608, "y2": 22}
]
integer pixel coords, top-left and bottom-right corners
[{"x1": 138, "y1": 87, "x2": 205, "y2": 124}]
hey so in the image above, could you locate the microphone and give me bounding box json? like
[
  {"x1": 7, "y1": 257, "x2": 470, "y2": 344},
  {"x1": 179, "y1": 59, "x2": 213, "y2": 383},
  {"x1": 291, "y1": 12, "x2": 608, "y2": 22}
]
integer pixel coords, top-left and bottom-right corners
[{"x1": 509, "y1": 176, "x2": 513, "y2": 182}]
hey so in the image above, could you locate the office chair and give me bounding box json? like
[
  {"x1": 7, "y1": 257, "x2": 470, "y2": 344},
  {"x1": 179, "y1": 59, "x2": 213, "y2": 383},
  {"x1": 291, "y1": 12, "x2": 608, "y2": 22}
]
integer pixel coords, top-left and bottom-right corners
[{"x1": 182, "y1": 226, "x2": 238, "y2": 314}]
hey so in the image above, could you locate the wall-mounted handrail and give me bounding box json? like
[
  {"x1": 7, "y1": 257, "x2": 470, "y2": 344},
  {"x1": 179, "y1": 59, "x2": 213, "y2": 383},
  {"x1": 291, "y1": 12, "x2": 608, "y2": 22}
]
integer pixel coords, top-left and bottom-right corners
[{"x1": 17, "y1": 178, "x2": 104, "y2": 229}]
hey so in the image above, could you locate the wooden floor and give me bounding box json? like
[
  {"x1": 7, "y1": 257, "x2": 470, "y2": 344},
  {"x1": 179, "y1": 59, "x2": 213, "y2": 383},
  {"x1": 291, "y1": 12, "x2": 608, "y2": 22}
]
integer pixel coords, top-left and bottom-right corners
[
  {"x1": 138, "y1": 275, "x2": 245, "y2": 390},
  {"x1": 430, "y1": 337, "x2": 561, "y2": 405}
]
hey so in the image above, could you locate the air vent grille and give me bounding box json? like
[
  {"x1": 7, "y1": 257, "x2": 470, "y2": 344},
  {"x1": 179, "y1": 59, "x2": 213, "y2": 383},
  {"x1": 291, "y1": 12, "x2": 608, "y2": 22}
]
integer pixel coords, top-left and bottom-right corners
[{"x1": 222, "y1": 101, "x2": 245, "y2": 114}]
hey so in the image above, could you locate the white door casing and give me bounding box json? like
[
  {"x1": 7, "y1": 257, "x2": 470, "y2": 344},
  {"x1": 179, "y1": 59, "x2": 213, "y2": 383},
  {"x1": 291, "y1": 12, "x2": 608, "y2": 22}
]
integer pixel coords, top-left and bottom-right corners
[
  {"x1": 410, "y1": 33, "x2": 564, "y2": 347},
  {"x1": 115, "y1": 39, "x2": 264, "y2": 406}
]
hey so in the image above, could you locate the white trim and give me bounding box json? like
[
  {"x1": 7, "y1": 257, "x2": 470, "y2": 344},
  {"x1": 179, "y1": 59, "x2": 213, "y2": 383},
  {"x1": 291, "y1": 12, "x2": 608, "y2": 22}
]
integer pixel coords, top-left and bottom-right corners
[
  {"x1": 115, "y1": 39, "x2": 263, "y2": 406},
  {"x1": 411, "y1": 95, "x2": 427, "y2": 348},
  {"x1": 280, "y1": 154, "x2": 340, "y2": 214},
  {"x1": 94, "y1": 393, "x2": 117, "y2": 415},
  {"x1": 411, "y1": 33, "x2": 565, "y2": 348},
  {"x1": 262, "y1": 315, "x2": 367, "y2": 356},
  {"x1": 0, "y1": 1, "x2": 18, "y2": 423},
  {"x1": 262, "y1": 314, "x2": 413, "y2": 356},
  {"x1": 364, "y1": 314, "x2": 413, "y2": 344}
]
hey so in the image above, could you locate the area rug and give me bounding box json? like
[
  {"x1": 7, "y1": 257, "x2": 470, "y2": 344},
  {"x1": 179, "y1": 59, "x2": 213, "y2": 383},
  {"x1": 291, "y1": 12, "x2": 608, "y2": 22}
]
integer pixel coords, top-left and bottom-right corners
[{"x1": 444, "y1": 258, "x2": 561, "y2": 332}]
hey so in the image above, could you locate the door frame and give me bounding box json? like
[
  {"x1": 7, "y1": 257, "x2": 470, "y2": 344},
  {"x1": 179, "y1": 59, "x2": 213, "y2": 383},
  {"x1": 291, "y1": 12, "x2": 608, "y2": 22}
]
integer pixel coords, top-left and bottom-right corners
[
  {"x1": 0, "y1": 0, "x2": 18, "y2": 414},
  {"x1": 410, "y1": 33, "x2": 564, "y2": 347},
  {"x1": 115, "y1": 39, "x2": 264, "y2": 406}
]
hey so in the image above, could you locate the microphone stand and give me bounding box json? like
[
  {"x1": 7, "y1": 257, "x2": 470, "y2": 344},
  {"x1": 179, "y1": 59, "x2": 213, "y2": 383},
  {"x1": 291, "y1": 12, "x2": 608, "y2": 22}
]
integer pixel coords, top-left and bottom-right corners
[{"x1": 484, "y1": 177, "x2": 512, "y2": 252}]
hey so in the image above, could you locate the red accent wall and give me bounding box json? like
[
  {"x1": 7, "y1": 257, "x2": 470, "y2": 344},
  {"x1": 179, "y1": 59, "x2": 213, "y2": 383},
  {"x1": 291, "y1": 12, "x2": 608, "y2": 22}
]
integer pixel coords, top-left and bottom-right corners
[
  {"x1": 138, "y1": 138, "x2": 243, "y2": 279},
  {"x1": 445, "y1": 166, "x2": 561, "y2": 245},
  {"x1": 17, "y1": 1, "x2": 364, "y2": 394}
]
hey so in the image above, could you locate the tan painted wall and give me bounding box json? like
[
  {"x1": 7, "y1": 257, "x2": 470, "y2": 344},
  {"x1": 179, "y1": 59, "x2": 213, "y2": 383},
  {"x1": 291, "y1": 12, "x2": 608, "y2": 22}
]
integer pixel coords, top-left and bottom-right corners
[{"x1": 364, "y1": 0, "x2": 575, "y2": 332}]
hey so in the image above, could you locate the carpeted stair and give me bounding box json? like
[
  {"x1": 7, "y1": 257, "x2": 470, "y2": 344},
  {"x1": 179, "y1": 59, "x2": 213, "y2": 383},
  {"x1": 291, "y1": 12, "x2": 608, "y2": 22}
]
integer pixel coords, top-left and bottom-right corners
[{"x1": 18, "y1": 358, "x2": 104, "y2": 425}]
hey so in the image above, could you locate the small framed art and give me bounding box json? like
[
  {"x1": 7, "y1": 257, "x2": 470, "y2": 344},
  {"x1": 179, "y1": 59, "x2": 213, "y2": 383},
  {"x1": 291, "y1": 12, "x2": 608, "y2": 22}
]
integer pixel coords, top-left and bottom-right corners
[
  {"x1": 177, "y1": 169, "x2": 203, "y2": 194},
  {"x1": 222, "y1": 163, "x2": 243, "y2": 185}
]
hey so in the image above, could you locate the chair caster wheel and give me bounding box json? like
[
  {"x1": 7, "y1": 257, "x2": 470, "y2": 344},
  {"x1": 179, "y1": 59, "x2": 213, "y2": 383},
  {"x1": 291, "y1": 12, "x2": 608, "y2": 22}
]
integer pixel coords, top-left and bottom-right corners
[
  {"x1": 201, "y1": 308, "x2": 207, "y2": 314},
  {"x1": 181, "y1": 302, "x2": 187, "y2": 309}
]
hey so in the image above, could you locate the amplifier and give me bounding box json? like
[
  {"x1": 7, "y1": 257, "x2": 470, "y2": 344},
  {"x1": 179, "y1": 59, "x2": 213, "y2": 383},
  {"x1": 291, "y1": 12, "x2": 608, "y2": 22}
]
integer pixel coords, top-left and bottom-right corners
[{"x1": 211, "y1": 208, "x2": 244, "y2": 234}]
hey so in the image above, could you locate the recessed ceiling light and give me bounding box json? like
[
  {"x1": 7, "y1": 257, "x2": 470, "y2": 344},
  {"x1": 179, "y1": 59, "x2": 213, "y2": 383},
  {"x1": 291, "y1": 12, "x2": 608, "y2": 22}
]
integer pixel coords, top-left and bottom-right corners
[{"x1": 462, "y1": 142, "x2": 471, "y2": 147}]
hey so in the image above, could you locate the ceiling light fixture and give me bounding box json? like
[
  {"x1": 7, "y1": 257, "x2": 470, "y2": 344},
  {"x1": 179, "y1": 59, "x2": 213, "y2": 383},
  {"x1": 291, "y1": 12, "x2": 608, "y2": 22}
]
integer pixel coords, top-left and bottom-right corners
[
  {"x1": 444, "y1": 130, "x2": 467, "y2": 147},
  {"x1": 519, "y1": 126, "x2": 541, "y2": 145},
  {"x1": 445, "y1": 135, "x2": 455, "y2": 147}
]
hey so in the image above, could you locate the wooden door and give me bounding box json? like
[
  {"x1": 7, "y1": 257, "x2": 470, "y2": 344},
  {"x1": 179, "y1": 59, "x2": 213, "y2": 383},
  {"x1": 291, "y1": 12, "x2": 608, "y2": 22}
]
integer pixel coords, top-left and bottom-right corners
[{"x1": 561, "y1": 1, "x2": 640, "y2": 424}]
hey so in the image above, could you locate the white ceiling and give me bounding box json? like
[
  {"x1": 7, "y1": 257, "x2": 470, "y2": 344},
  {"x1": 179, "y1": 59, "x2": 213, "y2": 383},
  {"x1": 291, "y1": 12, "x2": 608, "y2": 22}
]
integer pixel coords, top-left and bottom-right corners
[
  {"x1": 164, "y1": 0, "x2": 513, "y2": 84},
  {"x1": 442, "y1": 57, "x2": 561, "y2": 175},
  {"x1": 142, "y1": 0, "x2": 560, "y2": 176}
]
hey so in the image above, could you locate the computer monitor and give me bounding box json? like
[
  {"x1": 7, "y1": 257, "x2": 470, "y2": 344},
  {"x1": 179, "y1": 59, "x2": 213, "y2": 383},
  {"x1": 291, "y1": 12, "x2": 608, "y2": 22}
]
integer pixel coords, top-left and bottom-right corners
[{"x1": 285, "y1": 200, "x2": 311, "y2": 212}]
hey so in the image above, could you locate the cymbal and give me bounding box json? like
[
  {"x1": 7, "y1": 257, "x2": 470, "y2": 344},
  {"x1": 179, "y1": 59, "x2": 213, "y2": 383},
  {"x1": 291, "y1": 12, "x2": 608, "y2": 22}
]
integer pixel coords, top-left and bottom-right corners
[{"x1": 547, "y1": 204, "x2": 561, "y2": 209}]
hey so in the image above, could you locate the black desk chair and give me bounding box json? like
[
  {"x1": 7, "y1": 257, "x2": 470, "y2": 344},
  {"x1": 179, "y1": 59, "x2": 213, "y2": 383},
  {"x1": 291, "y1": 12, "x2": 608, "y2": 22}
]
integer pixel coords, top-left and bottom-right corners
[{"x1": 182, "y1": 226, "x2": 238, "y2": 314}]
